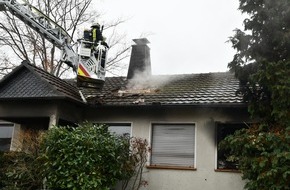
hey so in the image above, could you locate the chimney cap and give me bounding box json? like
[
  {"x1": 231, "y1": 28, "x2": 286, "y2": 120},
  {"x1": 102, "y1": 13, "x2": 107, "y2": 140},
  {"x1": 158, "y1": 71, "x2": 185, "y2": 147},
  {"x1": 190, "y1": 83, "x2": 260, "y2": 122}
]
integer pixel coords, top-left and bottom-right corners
[{"x1": 133, "y1": 38, "x2": 150, "y2": 45}]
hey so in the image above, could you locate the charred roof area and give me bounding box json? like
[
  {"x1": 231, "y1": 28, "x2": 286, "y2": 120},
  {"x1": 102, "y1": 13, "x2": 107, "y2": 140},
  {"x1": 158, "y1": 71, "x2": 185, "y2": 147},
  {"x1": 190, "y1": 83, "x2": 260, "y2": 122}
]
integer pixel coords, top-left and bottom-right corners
[{"x1": 79, "y1": 72, "x2": 243, "y2": 106}]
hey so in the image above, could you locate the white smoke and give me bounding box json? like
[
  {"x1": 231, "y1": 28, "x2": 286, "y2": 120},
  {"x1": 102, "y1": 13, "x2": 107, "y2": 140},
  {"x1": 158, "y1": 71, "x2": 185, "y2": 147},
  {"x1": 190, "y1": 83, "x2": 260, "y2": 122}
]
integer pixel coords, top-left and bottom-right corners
[{"x1": 126, "y1": 63, "x2": 175, "y2": 90}]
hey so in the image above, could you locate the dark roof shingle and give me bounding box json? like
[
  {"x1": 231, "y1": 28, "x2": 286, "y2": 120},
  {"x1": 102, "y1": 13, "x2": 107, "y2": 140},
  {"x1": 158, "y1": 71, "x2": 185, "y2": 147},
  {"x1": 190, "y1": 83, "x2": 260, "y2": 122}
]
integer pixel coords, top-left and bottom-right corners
[
  {"x1": 0, "y1": 62, "x2": 83, "y2": 103},
  {"x1": 0, "y1": 62, "x2": 243, "y2": 106},
  {"x1": 80, "y1": 72, "x2": 244, "y2": 106}
]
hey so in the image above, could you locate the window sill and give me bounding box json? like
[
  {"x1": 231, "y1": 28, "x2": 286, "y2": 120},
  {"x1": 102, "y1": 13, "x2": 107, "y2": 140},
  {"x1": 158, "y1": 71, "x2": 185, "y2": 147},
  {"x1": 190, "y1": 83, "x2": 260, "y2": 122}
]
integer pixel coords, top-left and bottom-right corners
[
  {"x1": 215, "y1": 169, "x2": 241, "y2": 173},
  {"x1": 147, "y1": 165, "x2": 196, "y2": 171}
]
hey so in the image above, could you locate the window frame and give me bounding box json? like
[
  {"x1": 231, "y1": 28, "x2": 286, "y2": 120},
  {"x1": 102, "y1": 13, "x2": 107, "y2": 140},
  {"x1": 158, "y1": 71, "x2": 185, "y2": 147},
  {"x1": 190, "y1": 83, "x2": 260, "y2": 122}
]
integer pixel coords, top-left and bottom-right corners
[
  {"x1": 0, "y1": 122, "x2": 15, "y2": 152},
  {"x1": 106, "y1": 122, "x2": 132, "y2": 137},
  {"x1": 94, "y1": 122, "x2": 132, "y2": 137},
  {"x1": 148, "y1": 123, "x2": 196, "y2": 170},
  {"x1": 215, "y1": 122, "x2": 248, "y2": 172}
]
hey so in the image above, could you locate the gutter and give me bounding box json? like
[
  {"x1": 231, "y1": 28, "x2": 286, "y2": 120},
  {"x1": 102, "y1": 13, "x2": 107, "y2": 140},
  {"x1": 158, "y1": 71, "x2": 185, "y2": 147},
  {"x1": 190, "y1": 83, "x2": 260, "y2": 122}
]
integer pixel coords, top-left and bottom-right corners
[{"x1": 89, "y1": 102, "x2": 248, "y2": 109}]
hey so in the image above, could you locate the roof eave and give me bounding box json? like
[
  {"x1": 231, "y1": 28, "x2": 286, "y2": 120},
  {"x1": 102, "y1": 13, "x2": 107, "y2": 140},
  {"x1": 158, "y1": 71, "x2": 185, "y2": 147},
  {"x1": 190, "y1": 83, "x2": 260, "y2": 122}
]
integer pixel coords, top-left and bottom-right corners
[
  {"x1": 0, "y1": 96, "x2": 86, "y2": 105},
  {"x1": 89, "y1": 102, "x2": 247, "y2": 108}
]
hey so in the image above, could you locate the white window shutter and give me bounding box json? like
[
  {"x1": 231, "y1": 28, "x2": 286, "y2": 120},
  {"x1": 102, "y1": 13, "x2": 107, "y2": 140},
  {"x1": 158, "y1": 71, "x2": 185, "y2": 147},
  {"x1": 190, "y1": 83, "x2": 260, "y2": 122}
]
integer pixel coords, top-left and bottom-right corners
[{"x1": 151, "y1": 124, "x2": 195, "y2": 167}]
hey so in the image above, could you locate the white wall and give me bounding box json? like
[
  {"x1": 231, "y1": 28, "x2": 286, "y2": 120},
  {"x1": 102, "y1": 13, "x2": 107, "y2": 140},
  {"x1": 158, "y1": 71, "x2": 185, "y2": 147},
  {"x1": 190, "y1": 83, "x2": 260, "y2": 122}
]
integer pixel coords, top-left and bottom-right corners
[{"x1": 86, "y1": 106, "x2": 249, "y2": 190}]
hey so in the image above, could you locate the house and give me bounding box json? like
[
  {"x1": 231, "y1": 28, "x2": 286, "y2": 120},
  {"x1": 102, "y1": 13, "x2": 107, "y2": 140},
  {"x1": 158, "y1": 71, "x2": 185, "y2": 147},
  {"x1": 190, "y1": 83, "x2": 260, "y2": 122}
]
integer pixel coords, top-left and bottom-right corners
[{"x1": 0, "y1": 38, "x2": 250, "y2": 190}]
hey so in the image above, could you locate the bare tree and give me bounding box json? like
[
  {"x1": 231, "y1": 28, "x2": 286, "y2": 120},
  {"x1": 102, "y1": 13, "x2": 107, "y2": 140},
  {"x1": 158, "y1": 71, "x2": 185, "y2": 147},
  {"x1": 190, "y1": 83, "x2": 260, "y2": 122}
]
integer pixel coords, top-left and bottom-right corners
[
  {"x1": 0, "y1": 0, "x2": 131, "y2": 78},
  {"x1": 0, "y1": 51, "x2": 17, "y2": 76}
]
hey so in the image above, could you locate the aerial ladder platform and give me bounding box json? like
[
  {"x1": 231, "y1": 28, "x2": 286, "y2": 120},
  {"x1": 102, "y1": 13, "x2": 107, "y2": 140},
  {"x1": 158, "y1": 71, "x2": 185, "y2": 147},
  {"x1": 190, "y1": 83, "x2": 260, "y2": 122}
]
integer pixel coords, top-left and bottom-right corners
[{"x1": 0, "y1": 0, "x2": 108, "y2": 88}]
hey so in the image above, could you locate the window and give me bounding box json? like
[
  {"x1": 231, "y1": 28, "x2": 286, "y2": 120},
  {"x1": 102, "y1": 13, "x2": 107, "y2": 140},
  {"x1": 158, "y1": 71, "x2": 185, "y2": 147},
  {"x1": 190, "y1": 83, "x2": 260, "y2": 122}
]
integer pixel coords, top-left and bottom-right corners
[
  {"x1": 216, "y1": 123, "x2": 247, "y2": 170},
  {"x1": 0, "y1": 123, "x2": 14, "y2": 151},
  {"x1": 107, "y1": 123, "x2": 131, "y2": 137},
  {"x1": 150, "y1": 123, "x2": 195, "y2": 169}
]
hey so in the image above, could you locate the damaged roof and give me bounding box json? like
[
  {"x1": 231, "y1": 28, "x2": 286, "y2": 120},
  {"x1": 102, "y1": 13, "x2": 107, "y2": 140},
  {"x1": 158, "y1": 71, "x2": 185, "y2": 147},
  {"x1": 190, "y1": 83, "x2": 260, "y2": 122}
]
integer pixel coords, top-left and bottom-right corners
[
  {"x1": 79, "y1": 72, "x2": 244, "y2": 106},
  {"x1": 0, "y1": 62, "x2": 243, "y2": 106},
  {"x1": 0, "y1": 62, "x2": 83, "y2": 103}
]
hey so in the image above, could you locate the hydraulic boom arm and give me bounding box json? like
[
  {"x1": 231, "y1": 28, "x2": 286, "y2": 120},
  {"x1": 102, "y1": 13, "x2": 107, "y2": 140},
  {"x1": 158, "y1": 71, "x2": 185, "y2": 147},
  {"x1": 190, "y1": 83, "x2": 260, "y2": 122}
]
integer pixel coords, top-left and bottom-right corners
[{"x1": 0, "y1": 0, "x2": 77, "y2": 70}]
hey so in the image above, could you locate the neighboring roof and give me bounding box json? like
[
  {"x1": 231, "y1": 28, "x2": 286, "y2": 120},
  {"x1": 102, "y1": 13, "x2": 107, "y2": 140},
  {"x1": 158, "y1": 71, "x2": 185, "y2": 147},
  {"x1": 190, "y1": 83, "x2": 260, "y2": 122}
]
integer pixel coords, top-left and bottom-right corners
[
  {"x1": 80, "y1": 72, "x2": 244, "y2": 107},
  {"x1": 0, "y1": 62, "x2": 83, "y2": 103}
]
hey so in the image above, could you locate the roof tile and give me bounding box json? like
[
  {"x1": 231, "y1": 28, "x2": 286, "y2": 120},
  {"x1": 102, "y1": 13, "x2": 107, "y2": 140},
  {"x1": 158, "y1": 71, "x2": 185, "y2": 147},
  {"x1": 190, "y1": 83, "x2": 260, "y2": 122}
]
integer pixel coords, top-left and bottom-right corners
[
  {"x1": 80, "y1": 72, "x2": 244, "y2": 106},
  {"x1": 0, "y1": 63, "x2": 244, "y2": 106},
  {"x1": 0, "y1": 63, "x2": 83, "y2": 103}
]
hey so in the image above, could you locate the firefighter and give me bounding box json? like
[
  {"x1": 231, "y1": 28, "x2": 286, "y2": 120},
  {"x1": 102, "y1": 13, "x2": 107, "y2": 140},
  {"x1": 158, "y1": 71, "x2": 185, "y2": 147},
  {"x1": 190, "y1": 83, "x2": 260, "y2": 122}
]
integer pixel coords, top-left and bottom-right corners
[
  {"x1": 100, "y1": 36, "x2": 109, "y2": 68},
  {"x1": 101, "y1": 36, "x2": 109, "y2": 49},
  {"x1": 90, "y1": 22, "x2": 108, "y2": 66},
  {"x1": 90, "y1": 22, "x2": 103, "y2": 45},
  {"x1": 83, "y1": 29, "x2": 91, "y2": 41}
]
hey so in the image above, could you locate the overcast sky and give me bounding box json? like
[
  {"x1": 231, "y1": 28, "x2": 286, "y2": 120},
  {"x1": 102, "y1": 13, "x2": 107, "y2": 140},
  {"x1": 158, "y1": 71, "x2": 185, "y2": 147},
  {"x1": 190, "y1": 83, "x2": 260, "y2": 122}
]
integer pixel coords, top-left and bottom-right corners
[{"x1": 96, "y1": 0, "x2": 245, "y2": 75}]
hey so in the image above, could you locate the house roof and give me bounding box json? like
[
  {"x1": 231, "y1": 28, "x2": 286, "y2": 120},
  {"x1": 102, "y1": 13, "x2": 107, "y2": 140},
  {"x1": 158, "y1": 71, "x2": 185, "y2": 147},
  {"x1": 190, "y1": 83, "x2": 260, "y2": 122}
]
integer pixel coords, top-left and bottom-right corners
[
  {"x1": 79, "y1": 72, "x2": 244, "y2": 107},
  {"x1": 0, "y1": 62, "x2": 244, "y2": 107},
  {"x1": 0, "y1": 62, "x2": 83, "y2": 103}
]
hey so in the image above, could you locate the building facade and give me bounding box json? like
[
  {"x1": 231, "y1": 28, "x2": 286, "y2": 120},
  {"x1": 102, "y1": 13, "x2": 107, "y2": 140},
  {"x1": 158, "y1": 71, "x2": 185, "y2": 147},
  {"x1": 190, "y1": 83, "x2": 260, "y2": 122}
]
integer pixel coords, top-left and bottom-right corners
[{"x1": 0, "y1": 39, "x2": 249, "y2": 190}]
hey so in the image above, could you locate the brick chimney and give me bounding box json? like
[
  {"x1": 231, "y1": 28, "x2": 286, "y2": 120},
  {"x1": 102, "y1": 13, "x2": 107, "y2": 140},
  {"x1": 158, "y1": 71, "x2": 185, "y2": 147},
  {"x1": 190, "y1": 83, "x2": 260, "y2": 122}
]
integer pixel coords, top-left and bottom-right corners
[{"x1": 127, "y1": 38, "x2": 151, "y2": 79}]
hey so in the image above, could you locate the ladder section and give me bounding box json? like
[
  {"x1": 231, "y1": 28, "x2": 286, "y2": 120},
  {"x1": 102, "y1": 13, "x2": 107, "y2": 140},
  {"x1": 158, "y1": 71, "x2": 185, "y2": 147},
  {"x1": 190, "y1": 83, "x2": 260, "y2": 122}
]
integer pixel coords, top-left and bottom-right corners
[{"x1": 0, "y1": 0, "x2": 72, "y2": 49}]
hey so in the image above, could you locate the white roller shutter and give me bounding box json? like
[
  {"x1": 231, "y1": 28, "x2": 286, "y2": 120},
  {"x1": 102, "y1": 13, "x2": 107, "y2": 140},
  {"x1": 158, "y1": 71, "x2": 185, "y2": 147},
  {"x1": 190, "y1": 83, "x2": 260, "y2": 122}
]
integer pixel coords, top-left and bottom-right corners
[{"x1": 151, "y1": 124, "x2": 195, "y2": 167}]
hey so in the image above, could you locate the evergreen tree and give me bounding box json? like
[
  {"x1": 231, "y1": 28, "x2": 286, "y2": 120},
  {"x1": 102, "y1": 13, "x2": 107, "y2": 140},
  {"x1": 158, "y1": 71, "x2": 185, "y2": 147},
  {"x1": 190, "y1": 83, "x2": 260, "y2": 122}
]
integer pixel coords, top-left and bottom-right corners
[
  {"x1": 228, "y1": 0, "x2": 290, "y2": 123},
  {"x1": 221, "y1": 0, "x2": 290, "y2": 189}
]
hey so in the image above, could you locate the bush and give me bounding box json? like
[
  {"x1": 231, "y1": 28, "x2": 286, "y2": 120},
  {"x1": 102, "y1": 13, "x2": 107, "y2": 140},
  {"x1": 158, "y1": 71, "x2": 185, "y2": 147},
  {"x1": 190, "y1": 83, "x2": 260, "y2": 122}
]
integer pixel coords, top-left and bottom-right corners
[
  {"x1": 1, "y1": 123, "x2": 148, "y2": 190},
  {"x1": 40, "y1": 122, "x2": 131, "y2": 190},
  {"x1": 121, "y1": 137, "x2": 148, "y2": 190},
  {"x1": 0, "y1": 130, "x2": 44, "y2": 190},
  {"x1": 0, "y1": 151, "x2": 6, "y2": 188},
  {"x1": 220, "y1": 124, "x2": 290, "y2": 190}
]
